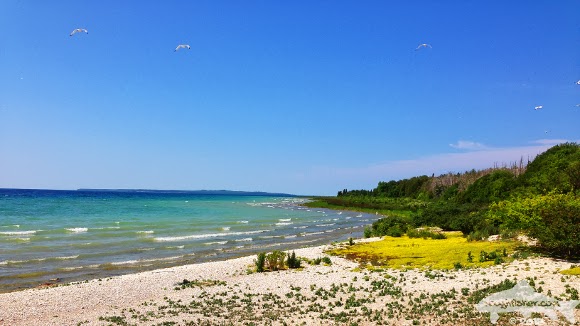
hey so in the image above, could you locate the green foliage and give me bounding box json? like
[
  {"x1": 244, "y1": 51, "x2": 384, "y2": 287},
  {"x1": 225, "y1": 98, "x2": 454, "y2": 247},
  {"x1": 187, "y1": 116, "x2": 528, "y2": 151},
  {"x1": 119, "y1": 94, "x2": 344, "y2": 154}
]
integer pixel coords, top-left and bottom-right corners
[
  {"x1": 458, "y1": 170, "x2": 517, "y2": 204},
  {"x1": 321, "y1": 256, "x2": 332, "y2": 265},
  {"x1": 326, "y1": 142, "x2": 580, "y2": 260},
  {"x1": 255, "y1": 252, "x2": 266, "y2": 273},
  {"x1": 488, "y1": 192, "x2": 580, "y2": 257},
  {"x1": 265, "y1": 251, "x2": 286, "y2": 271},
  {"x1": 406, "y1": 228, "x2": 447, "y2": 239},
  {"x1": 286, "y1": 251, "x2": 301, "y2": 269},
  {"x1": 519, "y1": 142, "x2": 580, "y2": 193},
  {"x1": 367, "y1": 216, "x2": 411, "y2": 237}
]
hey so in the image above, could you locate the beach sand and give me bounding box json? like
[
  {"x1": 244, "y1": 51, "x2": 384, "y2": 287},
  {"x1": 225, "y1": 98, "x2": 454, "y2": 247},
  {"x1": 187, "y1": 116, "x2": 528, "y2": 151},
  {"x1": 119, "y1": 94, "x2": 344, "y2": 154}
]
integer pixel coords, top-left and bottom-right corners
[{"x1": 1, "y1": 239, "x2": 578, "y2": 325}]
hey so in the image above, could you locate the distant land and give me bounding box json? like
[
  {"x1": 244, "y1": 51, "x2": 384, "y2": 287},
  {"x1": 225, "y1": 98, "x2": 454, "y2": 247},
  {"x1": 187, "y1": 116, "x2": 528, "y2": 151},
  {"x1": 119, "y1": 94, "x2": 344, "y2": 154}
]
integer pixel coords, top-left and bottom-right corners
[{"x1": 75, "y1": 189, "x2": 299, "y2": 197}]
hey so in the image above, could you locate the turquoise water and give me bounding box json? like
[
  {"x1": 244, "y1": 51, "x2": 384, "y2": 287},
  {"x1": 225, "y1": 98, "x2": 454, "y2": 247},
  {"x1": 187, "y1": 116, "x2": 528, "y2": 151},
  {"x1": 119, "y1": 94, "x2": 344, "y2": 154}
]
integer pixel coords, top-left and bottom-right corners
[{"x1": 0, "y1": 189, "x2": 376, "y2": 292}]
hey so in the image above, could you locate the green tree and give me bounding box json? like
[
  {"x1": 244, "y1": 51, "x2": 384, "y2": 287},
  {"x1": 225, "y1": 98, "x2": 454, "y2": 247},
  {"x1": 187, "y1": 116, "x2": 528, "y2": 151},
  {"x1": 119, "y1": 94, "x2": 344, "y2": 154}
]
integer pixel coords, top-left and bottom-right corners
[{"x1": 488, "y1": 192, "x2": 580, "y2": 257}]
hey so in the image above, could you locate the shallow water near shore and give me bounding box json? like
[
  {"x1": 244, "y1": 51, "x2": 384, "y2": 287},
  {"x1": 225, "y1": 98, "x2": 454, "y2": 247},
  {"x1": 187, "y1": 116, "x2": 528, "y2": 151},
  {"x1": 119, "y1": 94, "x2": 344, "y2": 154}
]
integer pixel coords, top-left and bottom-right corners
[{"x1": 0, "y1": 189, "x2": 376, "y2": 292}]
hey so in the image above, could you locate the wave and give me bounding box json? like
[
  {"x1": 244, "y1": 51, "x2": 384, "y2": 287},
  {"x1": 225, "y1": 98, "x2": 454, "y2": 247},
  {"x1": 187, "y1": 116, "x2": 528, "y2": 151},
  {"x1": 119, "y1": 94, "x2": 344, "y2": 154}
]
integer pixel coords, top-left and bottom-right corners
[
  {"x1": 275, "y1": 222, "x2": 293, "y2": 226},
  {"x1": 110, "y1": 255, "x2": 183, "y2": 266},
  {"x1": 237, "y1": 220, "x2": 249, "y2": 224},
  {"x1": 0, "y1": 230, "x2": 37, "y2": 235},
  {"x1": 302, "y1": 231, "x2": 325, "y2": 236},
  {"x1": 293, "y1": 226, "x2": 308, "y2": 229},
  {"x1": 235, "y1": 237, "x2": 252, "y2": 242},
  {"x1": 315, "y1": 223, "x2": 335, "y2": 227},
  {"x1": 154, "y1": 230, "x2": 268, "y2": 242},
  {"x1": 278, "y1": 218, "x2": 291, "y2": 222},
  {"x1": 65, "y1": 228, "x2": 88, "y2": 233},
  {"x1": 136, "y1": 230, "x2": 154, "y2": 234},
  {"x1": 166, "y1": 245, "x2": 185, "y2": 249},
  {"x1": 221, "y1": 227, "x2": 230, "y2": 231},
  {"x1": 1, "y1": 224, "x2": 20, "y2": 228},
  {"x1": 1, "y1": 255, "x2": 79, "y2": 265},
  {"x1": 205, "y1": 241, "x2": 228, "y2": 245}
]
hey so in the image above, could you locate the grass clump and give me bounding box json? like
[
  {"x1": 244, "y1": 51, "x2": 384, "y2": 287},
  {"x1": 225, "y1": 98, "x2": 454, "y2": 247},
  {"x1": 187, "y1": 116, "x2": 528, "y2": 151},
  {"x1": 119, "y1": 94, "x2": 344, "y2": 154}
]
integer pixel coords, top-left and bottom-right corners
[{"x1": 327, "y1": 232, "x2": 516, "y2": 270}]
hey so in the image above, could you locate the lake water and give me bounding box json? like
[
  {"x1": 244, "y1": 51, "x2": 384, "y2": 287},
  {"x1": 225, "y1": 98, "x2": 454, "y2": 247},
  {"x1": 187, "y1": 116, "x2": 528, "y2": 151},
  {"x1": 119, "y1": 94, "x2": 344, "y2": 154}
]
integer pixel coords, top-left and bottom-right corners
[{"x1": 0, "y1": 189, "x2": 377, "y2": 292}]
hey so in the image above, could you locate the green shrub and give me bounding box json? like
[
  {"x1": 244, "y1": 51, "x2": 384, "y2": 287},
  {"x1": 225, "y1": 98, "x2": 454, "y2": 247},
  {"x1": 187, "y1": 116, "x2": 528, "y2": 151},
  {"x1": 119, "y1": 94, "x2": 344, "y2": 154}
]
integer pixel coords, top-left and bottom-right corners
[
  {"x1": 363, "y1": 226, "x2": 372, "y2": 238},
  {"x1": 287, "y1": 251, "x2": 301, "y2": 269},
  {"x1": 255, "y1": 252, "x2": 266, "y2": 273},
  {"x1": 266, "y1": 250, "x2": 286, "y2": 271},
  {"x1": 321, "y1": 256, "x2": 332, "y2": 265},
  {"x1": 406, "y1": 228, "x2": 447, "y2": 239},
  {"x1": 489, "y1": 192, "x2": 580, "y2": 258}
]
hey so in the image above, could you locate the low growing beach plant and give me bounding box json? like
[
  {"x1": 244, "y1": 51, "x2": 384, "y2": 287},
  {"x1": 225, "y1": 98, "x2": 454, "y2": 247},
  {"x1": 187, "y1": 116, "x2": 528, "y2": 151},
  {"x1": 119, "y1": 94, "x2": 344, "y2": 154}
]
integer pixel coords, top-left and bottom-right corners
[{"x1": 327, "y1": 232, "x2": 516, "y2": 270}]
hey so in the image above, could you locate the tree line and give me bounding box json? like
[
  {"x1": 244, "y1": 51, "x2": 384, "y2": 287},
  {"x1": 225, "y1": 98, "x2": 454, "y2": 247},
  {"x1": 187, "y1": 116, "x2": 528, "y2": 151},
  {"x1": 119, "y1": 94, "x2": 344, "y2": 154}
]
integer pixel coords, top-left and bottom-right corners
[{"x1": 317, "y1": 143, "x2": 580, "y2": 258}]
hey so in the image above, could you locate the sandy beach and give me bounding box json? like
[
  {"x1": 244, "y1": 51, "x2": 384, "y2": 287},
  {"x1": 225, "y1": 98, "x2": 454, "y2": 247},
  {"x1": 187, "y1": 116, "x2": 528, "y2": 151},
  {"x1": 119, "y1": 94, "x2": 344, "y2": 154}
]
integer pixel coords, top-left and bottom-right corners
[{"x1": 1, "y1": 239, "x2": 578, "y2": 326}]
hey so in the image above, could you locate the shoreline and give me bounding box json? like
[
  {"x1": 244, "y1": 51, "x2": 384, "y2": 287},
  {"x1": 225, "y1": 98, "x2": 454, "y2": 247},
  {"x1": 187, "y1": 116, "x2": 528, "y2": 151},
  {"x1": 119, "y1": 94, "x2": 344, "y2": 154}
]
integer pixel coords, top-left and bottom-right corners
[{"x1": 1, "y1": 239, "x2": 578, "y2": 325}]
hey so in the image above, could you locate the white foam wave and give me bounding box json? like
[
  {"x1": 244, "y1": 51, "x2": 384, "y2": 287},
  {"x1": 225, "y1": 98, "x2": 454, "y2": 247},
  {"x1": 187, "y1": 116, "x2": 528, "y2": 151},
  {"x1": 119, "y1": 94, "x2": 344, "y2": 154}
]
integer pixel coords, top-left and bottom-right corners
[
  {"x1": 278, "y1": 218, "x2": 291, "y2": 222},
  {"x1": 315, "y1": 223, "x2": 335, "y2": 227},
  {"x1": 55, "y1": 255, "x2": 79, "y2": 260},
  {"x1": 284, "y1": 235, "x2": 297, "y2": 238},
  {"x1": 154, "y1": 230, "x2": 268, "y2": 242},
  {"x1": 59, "y1": 266, "x2": 84, "y2": 271},
  {"x1": 221, "y1": 227, "x2": 231, "y2": 231},
  {"x1": 237, "y1": 220, "x2": 249, "y2": 224},
  {"x1": 302, "y1": 232, "x2": 325, "y2": 236},
  {"x1": 66, "y1": 228, "x2": 88, "y2": 233},
  {"x1": 136, "y1": 230, "x2": 154, "y2": 234},
  {"x1": 204, "y1": 241, "x2": 228, "y2": 245},
  {"x1": 293, "y1": 226, "x2": 308, "y2": 229},
  {"x1": 275, "y1": 222, "x2": 293, "y2": 226},
  {"x1": 111, "y1": 256, "x2": 182, "y2": 265},
  {"x1": 0, "y1": 230, "x2": 37, "y2": 235},
  {"x1": 235, "y1": 237, "x2": 252, "y2": 242}
]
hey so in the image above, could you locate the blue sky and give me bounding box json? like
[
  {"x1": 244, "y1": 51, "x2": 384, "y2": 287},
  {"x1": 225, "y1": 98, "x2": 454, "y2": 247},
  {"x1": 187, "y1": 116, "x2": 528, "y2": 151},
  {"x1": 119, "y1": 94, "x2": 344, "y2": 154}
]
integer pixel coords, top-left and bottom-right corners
[{"x1": 1, "y1": 1, "x2": 579, "y2": 195}]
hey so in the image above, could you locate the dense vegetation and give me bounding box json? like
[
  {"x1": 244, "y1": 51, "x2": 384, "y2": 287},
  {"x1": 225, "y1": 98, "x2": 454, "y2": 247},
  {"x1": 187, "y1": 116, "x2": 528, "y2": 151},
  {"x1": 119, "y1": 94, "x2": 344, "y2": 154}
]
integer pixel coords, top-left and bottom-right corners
[{"x1": 309, "y1": 143, "x2": 580, "y2": 258}]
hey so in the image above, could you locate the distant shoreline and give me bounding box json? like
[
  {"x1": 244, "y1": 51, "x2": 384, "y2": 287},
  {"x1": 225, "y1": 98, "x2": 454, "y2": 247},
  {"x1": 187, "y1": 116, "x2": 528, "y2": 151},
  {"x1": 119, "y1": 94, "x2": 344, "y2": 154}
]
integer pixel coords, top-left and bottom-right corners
[{"x1": 1, "y1": 188, "x2": 301, "y2": 197}]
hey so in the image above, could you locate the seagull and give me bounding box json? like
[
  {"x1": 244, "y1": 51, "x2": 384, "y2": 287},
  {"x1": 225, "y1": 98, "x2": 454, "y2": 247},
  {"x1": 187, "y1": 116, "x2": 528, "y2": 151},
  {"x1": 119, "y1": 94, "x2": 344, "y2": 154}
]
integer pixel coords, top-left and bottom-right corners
[
  {"x1": 415, "y1": 43, "x2": 432, "y2": 51},
  {"x1": 174, "y1": 44, "x2": 191, "y2": 52},
  {"x1": 534, "y1": 105, "x2": 543, "y2": 110},
  {"x1": 70, "y1": 28, "x2": 88, "y2": 36},
  {"x1": 576, "y1": 80, "x2": 580, "y2": 85}
]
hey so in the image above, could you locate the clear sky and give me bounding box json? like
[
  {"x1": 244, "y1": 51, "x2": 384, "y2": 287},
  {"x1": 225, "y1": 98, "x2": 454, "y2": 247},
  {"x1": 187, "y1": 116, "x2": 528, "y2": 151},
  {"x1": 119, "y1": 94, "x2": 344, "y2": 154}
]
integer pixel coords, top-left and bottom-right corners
[{"x1": 1, "y1": 1, "x2": 579, "y2": 195}]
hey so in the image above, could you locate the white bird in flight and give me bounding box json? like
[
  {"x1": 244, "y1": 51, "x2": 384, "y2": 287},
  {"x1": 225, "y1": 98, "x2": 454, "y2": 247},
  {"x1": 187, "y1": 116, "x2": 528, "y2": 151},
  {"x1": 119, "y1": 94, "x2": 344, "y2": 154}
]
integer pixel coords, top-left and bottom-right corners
[
  {"x1": 576, "y1": 80, "x2": 580, "y2": 85},
  {"x1": 174, "y1": 44, "x2": 191, "y2": 52},
  {"x1": 70, "y1": 28, "x2": 88, "y2": 36},
  {"x1": 534, "y1": 105, "x2": 543, "y2": 110},
  {"x1": 415, "y1": 43, "x2": 432, "y2": 51}
]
